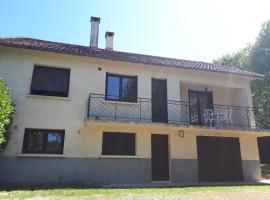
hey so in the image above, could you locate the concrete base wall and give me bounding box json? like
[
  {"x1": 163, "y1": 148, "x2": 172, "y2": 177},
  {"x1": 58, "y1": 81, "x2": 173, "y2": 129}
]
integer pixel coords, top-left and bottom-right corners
[
  {"x1": 0, "y1": 157, "x2": 151, "y2": 185},
  {"x1": 0, "y1": 157, "x2": 201, "y2": 185},
  {"x1": 242, "y1": 160, "x2": 262, "y2": 181},
  {"x1": 170, "y1": 159, "x2": 198, "y2": 183},
  {"x1": 0, "y1": 157, "x2": 261, "y2": 185}
]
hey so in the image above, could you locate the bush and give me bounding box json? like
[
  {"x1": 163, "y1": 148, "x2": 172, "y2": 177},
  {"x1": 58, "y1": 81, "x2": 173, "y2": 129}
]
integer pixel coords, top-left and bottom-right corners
[{"x1": 0, "y1": 79, "x2": 14, "y2": 152}]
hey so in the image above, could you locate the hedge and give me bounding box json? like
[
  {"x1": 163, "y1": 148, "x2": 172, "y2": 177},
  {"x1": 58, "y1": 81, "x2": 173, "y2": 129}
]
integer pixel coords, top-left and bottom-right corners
[{"x1": 0, "y1": 79, "x2": 14, "y2": 152}]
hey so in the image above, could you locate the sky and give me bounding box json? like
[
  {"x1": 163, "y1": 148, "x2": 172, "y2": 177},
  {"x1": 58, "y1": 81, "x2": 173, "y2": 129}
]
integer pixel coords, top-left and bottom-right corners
[{"x1": 1, "y1": 0, "x2": 270, "y2": 62}]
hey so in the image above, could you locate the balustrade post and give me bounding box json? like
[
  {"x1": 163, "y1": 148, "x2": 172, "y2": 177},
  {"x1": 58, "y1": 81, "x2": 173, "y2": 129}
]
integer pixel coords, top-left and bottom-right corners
[
  {"x1": 227, "y1": 107, "x2": 231, "y2": 127},
  {"x1": 114, "y1": 101, "x2": 117, "y2": 120},
  {"x1": 139, "y1": 98, "x2": 142, "y2": 121},
  {"x1": 247, "y1": 109, "x2": 250, "y2": 128},
  {"x1": 186, "y1": 103, "x2": 189, "y2": 125},
  {"x1": 87, "y1": 93, "x2": 91, "y2": 118}
]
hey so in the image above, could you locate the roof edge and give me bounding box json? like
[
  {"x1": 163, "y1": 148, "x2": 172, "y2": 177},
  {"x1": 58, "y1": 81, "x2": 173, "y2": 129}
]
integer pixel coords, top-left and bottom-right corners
[{"x1": 0, "y1": 37, "x2": 264, "y2": 79}]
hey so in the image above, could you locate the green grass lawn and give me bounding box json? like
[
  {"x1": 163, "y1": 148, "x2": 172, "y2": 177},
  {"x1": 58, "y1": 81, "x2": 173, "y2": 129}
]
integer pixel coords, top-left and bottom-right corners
[{"x1": 1, "y1": 186, "x2": 270, "y2": 200}]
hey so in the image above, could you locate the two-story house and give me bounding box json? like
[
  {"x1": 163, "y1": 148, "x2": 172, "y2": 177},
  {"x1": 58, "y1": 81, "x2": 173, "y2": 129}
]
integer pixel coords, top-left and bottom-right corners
[{"x1": 0, "y1": 17, "x2": 269, "y2": 186}]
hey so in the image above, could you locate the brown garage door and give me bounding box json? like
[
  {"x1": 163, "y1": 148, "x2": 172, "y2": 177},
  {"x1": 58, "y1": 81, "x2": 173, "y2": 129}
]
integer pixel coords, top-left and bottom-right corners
[{"x1": 197, "y1": 136, "x2": 243, "y2": 182}]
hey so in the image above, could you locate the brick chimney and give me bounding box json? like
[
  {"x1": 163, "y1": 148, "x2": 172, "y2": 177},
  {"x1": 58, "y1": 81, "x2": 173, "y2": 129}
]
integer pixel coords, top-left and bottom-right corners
[
  {"x1": 105, "y1": 32, "x2": 114, "y2": 50},
  {"x1": 90, "y1": 16, "x2": 100, "y2": 48}
]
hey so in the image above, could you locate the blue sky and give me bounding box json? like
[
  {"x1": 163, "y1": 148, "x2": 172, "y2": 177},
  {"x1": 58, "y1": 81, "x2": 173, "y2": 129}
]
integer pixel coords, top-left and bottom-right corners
[{"x1": 1, "y1": 0, "x2": 270, "y2": 62}]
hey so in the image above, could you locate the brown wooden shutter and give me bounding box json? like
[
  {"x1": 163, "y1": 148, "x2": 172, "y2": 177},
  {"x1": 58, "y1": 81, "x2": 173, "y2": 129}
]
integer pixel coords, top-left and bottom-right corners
[
  {"x1": 102, "y1": 132, "x2": 135, "y2": 155},
  {"x1": 30, "y1": 66, "x2": 70, "y2": 97}
]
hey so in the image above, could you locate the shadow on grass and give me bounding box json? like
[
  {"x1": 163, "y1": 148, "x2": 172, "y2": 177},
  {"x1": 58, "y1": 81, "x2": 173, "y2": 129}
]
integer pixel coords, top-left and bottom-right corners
[
  {"x1": 261, "y1": 164, "x2": 270, "y2": 179},
  {"x1": 0, "y1": 181, "x2": 269, "y2": 191}
]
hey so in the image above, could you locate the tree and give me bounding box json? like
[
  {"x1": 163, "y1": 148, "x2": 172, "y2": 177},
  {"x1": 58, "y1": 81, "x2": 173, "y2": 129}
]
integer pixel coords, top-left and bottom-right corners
[
  {"x1": 249, "y1": 21, "x2": 270, "y2": 73},
  {"x1": 0, "y1": 79, "x2": 14, "y2": 152},
  {"x1": 214, "y1": 19, "x2": 270, "y2": 129},
  {"x1": 213, "y1": 44, "x2": 252, "y2": 69}
]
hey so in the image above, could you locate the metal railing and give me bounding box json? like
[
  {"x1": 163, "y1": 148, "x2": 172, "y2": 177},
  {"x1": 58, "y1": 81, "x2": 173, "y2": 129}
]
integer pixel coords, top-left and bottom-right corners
[{"x1": 87, "y1": 93, "x2": 269, "y2": 131}]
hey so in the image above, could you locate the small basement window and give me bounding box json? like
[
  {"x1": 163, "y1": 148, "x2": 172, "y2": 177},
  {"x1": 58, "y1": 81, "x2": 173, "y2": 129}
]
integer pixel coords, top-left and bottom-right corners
[
  {"x1": 102, "y1": 132, "x2": 136, "y2": 155},
  {"x1": 105, "y1": 73, "x2": 138, "y2": 102},
  {"x1": 22, "y1": 129, "x2": 65, "y2": 154},
  {"x1": 30, "y1": 66, "x2": 70, "y2": 97}
]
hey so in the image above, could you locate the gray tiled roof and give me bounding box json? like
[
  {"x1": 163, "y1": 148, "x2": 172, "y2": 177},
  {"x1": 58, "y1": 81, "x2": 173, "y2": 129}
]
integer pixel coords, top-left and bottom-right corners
[{"x1": 0, "y1": 37, "x2": 263, "y2": 78}]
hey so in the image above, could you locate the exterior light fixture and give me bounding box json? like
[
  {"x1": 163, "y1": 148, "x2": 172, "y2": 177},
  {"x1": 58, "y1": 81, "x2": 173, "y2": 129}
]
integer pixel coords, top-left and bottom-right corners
[{"x1": 179, "y1": 130, "x2": 185, "y2": 137}]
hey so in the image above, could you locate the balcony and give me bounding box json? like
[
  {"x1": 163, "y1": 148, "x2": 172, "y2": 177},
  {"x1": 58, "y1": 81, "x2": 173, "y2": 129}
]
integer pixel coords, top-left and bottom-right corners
[{"x1": 87, "y1": 93, "x2": 269, "y2": 131}]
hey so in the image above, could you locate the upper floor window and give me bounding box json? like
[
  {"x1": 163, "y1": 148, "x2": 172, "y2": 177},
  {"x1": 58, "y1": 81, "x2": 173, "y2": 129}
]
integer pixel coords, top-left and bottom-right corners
[
  {"x1": 22, "y1": 129, "x2": 65, "y2": 154},
  {"x1": 102, "y1": 132, "x2": 136, "y2": 156},
  {"x1": 30, "y1": 66, "x2": 70, "y2": 97},
  {"x1": 105, "y1": 73, "x2": 137, "y2": 102}
]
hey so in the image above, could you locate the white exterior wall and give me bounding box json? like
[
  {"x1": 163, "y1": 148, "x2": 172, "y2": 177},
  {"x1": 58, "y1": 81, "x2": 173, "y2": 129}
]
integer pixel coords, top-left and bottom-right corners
[{"x1": 0, "y1": 47, "x2": 256, "y2": 158}]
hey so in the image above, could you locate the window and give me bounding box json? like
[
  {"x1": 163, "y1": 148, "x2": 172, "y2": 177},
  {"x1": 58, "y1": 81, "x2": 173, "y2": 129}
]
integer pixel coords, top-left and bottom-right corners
[
  {"x1": 105, "y1": 73, "x2": 137, "y2": 102},
  {"x1": 102, "y1": 132, "x2": 135, "y2": 155},
  {"x1": 22, "y1": 129, "x2": 65, "y2": 154},
  {"x1": 30, "y1": 66, "x2": 70, "y2": 97}
]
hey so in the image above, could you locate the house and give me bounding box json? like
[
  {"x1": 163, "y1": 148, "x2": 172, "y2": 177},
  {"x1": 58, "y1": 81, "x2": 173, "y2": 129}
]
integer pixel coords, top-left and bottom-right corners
[{"x1": 0, "y1": 16, "x2": 269, "y2": 185}]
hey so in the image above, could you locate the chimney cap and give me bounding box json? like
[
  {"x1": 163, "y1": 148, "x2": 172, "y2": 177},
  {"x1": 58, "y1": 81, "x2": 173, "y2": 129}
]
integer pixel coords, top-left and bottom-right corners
[
  {"x1": 105, "y1": 32, "x2": 114, "y2": 37},
  {"x1": 90, "y1": 16, "x2": 100, "y2": 23}
]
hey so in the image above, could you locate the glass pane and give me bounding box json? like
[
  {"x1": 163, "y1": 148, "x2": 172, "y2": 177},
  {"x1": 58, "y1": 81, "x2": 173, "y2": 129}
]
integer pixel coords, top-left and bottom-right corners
[
  {"x1": 25, "y1": 130, "x2": 45, "y2": 153},
  {"x1": 189, "y1": 92, "x2": 199, "y2": 124},
  {"x1": 199, "y1": 93, "x2": 209, "y2": 114},
  {"x1": 47, "y1": 132, "x2": 63, "y2": 153},
  {"x1": 121, "y1": 77, "x2": 135, "y2": 101},
  {"x1": 107, "y1": 76, "x2": 120, "y2": 100}
]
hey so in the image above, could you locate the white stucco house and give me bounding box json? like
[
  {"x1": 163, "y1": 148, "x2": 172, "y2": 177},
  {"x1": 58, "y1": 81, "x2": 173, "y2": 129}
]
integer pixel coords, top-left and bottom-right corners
[{"x1": 0, "y1": 17, "x2": 269, "y2": 186}]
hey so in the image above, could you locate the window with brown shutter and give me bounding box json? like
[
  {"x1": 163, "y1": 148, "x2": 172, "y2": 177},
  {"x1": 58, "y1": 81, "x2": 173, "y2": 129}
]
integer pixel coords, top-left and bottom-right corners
[
  {"x1": 102, "y1": 132, "x2": 136, "y2": 155},
  {"x1": 30, "y1": 66, "x2": 70, "y2": 97}
]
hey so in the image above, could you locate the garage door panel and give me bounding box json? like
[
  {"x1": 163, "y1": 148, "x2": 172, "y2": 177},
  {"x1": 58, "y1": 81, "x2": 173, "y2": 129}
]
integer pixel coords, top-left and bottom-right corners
[{"x1": 197, "y1": 136, "x2": 243, "y2": 182}]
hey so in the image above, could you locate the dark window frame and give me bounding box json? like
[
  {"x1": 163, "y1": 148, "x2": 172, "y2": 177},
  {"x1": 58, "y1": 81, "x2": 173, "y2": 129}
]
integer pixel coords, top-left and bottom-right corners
[
  {"x1": 30, "y1": 65, "x2": 70, "y2": 97},
  {"x1": 22, "y1": 128, "x2": 65, "y2": 154},
  {"x1": 102, "y1": 132, "x2": 136, "y2": 156},
  {"x1": 105, "y1": 73, "x2": 138, "y2": 102},
  {"x1": 188, "y1": 90, "x2": 213, "y2": 125}
]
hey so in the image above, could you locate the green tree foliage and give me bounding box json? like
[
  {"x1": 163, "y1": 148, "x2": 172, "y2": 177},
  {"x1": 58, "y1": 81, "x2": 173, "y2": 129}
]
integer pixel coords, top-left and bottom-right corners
[
  {"x1": 214, "y1": 20, "x2": 270, "y2": 128},
  {"x1": 0, "y1": 79, "x2": 14, "y2": 152},
  {"x1": 250, "y1": 21, "x2": 270, "y2": 128},
  {"x1": 213, "y1": 44, "x2": 252, "y2": 69}
]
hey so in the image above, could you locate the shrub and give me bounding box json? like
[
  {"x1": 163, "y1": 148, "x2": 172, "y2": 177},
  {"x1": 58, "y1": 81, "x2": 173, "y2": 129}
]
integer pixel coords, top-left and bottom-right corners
[{"x1": 0, "y1": 79, "x2": 14, "y2": 152}]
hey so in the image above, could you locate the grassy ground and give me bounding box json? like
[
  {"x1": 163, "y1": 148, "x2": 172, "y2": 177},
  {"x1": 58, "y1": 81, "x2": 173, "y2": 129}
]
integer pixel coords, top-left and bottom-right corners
[
  {"x1": 261, "y1": 164, "x2": 270, "y2": 178},
  {"x1": 1, "y1": 186, "x2": 270, "y2": 200}
]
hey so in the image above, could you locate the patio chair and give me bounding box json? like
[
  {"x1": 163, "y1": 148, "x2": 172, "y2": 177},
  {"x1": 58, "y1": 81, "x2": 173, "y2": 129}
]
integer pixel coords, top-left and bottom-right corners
[
  {"x1": 203, "y1": 109, "x2": 216, "y2": 127},
  {"x1": 190, "y1": 114, "x2": 199, "y2": 124},
  {"x1": 216, "y1": 108, "x2": 233, "y2": 127}
]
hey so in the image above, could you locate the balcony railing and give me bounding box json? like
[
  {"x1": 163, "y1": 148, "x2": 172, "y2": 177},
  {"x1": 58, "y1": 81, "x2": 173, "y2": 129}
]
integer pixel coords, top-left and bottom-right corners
[{"x1": 87, "y1": 93, "x2": 269, "y2": 131}]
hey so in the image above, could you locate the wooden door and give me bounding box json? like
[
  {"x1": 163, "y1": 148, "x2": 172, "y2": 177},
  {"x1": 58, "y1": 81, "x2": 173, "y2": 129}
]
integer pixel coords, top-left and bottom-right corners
[
  {"x1": 152, "y1": 79, "x2": 168, "y2": 123},
  {"x1": 151, "y1": 134, "x2": 169, "y2": 181}
]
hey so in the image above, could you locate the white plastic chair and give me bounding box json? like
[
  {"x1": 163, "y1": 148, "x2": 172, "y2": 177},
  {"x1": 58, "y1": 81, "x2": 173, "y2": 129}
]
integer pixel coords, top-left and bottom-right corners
[
  {"x1": 191, "y1": 114, "x2": 199, "y2": 124},
  {"x1": 203, "y1": 109, "x2": 215, "y2": 127},
  {"x1": 216, "y1": 108, "x2": 233, "y2": 127}
]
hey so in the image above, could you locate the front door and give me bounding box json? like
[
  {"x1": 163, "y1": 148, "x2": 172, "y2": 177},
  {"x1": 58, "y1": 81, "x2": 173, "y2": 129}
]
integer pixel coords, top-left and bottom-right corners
[
  {"x1": 152, "y1": 79, "x2": 168, "y2": 123},
  {"x1": 189, "y1": 90, "x2": 213, "y2": 125},
  {"x1": 151, "y1": 134, "x2": 169, "y2": 181}
]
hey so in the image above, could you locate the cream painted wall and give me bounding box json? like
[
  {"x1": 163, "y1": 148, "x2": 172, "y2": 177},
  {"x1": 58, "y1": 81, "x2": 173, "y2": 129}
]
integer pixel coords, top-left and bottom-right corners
[
  {"x1": 180, "y1": 82, "x2": 252, "y2": 107},
  {"x1": 0, "y1": 47, "x2": 256, "y2": 159},
  {"x1": 82, "y1": 122, "x2": 260, "y2": 161}
]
